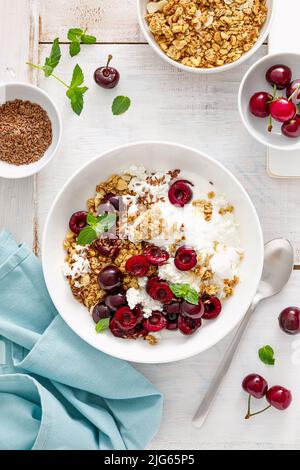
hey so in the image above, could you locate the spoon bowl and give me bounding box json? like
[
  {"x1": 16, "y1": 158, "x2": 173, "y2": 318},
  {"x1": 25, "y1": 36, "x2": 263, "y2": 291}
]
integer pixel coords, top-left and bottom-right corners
[{"x1": 258, "y1": 239, "x2": 294, "y2": 300}]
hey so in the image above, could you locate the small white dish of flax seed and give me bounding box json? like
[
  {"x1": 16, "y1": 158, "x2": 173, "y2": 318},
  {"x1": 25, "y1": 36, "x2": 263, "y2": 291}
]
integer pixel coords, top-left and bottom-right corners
[{"x1": 0, "y1": 82, "x2": 62, "y2": 179}]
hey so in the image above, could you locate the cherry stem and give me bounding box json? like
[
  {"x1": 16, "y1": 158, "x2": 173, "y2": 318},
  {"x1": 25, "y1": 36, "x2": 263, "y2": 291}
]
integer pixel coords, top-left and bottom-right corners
[
  {"x1": 273, "y1": 84, "x2": 277, "y2": 100},
  {"x1": 106, "y1": 55, "x2": 113, "y2": 68},
  {"x1": 268, "y1": 113, "x2": 273, "y2": 133},
  {"x1": 245, "y1": 405, "x2": 272, "y2": 420},
  {"x1": 288, "y1": 84, "x2": 300, "y2": 101}
]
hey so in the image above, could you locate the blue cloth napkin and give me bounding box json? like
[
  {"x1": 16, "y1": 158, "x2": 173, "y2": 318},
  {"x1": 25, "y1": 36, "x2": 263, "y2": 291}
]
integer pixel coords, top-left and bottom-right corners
[{"x1": 0, "y1": 231, "x2": 163, "y2": 450}]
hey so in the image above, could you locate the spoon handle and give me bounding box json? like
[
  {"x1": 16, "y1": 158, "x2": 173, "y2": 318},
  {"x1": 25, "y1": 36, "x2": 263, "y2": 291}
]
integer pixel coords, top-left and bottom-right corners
[{"x1": 192, "y1": 294, "x2": 262, "y2": 428}]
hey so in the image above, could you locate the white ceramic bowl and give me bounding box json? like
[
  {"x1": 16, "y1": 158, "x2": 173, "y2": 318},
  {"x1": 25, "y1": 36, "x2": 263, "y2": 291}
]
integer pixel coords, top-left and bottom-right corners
[
  {"x1": 239, "y1": 53, "x2": 300, "y2": 151},
  {"x1": 0, "y1": 82, "x2": 62, "y2": 179},
  {"x1": 137, "y1": 0, "x2": 275, "y2": 74},
  {"x1": 42, "y1": 142, "x2": 264, "y2": 364}
]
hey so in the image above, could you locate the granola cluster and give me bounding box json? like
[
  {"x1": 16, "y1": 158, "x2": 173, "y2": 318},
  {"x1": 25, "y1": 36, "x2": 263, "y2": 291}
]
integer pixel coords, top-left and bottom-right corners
[{"x1": 146, "y1": 0, "x2": 268, "y2": 69}]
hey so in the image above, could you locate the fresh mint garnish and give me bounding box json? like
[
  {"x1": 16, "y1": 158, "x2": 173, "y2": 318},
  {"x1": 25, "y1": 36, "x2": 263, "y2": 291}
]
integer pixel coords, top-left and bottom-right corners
[
  {"x1": 95, "y1": 317, "x2": 110, "y2": 333},
  {"x1": 26, "y1": 42, "x2": 88, "y2": 116},
  {"x1": 68, "y1": 28, "x2": 96, "y2": 56},
  {"x1": 258, "y1": 345, "x2": 275, "y2": 366},
  {"x1": 66, "y1": 64, "x2": 88, "y2": 115},
  {"x1": 112, "y1": 96, "x2": 131, "y2": 116},
  {"x1": 77, "y1": 212, "x2": 116, "y2": 246},
  {"x1": 170, "y1": 283, "x2": 199, "y2": 305},
  {"x1": 44, "y1": 38, "x2": 61, "y2": 76},
  {"x1": 68, "y1": 28, "x2": 96, "y2": 57}
]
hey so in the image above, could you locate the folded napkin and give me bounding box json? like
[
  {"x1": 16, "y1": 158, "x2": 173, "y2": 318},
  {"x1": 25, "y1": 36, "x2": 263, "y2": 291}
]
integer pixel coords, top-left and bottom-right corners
[{"x1": 0, "y1": 231, "x2": 163, "y2": 450}]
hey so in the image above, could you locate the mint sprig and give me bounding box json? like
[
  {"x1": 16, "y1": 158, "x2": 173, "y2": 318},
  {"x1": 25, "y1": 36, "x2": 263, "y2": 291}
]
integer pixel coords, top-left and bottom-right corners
[
  {"x1": 112, "y1": 96, "x2": 131, "y2": 116},
  {"x1": 26, "y1": 41, "x2": 88, "y2": 116},
  {"x1": 44, "y1": 38, "x2": 61, "y2": 76},
  {"x1": 258, "y1": 345, "x2": 275, "y2": 366},
  {"x1": 77, "y1": 212, "x2": 116, "y2": 246},
  {"x1": 68, "y1": 28, "x2": 96, "y2": 57},
  {"x1": 170, "y1": 283, "x2": 199, "y2": 305},
  {"x1": 95, "y1": 317, "x2": 110, "y2": 334}
]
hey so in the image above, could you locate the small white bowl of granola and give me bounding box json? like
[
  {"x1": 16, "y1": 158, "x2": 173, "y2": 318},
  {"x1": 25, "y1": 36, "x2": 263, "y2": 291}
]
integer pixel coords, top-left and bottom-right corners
[
  {"x1": 42, "y1": 142, "x2": 263, "y2": 363},
  {"x1": 137, "y1": 0, "x2": 275, "y2": 74}
]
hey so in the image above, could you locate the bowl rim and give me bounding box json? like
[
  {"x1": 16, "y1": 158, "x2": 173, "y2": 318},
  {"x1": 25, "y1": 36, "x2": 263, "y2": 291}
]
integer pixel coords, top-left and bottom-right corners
[
  {"x1": 238, "y1": 52, "x2": 300, "y2": 151},
  {"x1": 42, "y1": 141, "x2": 264, "y2": 363},
  {"x1": 137, "y1": 0, "x2": 275, "y2": 75},
  {"x1": 0, "y1": 81, "x2": 62, "y2": 179}
]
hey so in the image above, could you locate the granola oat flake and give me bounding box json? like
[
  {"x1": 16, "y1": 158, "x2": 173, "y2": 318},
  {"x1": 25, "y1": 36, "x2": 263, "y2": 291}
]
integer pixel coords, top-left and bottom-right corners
[{"x1": 145, "y1": 0, "x2": 268, "y2": 69}]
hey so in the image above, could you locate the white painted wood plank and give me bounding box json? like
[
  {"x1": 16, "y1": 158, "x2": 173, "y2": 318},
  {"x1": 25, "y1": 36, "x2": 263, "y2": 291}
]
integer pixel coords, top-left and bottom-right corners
[
  {"x1": 40, "y1": 0, "x2": 143, "y2": 43},
  {"x1": 137, "y1": 270, "x2": 300, "y2": 450},
  {"x1": 0, "y1": 0, "x2": 39, "y2": 247},
  {"x1": 37, "y1": 43, "x2": 300, "y2": 263}
]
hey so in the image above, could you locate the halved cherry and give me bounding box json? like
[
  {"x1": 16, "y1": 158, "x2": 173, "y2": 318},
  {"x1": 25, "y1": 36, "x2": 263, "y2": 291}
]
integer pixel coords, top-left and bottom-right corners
[
  {"x1": 174, "y1": 246, "x2": 197, "y2": 271},
  {"x1": 178, "y1": 314, "x2": 202, "y2": 335},
  {"x1": 125, "y1": 255, "x2": 150, "y2": 277},
  {"x1": 148, "y1": 281, "x2": 174, "y2": 304},
  {"x1": 202, "y1": 295, "x2": 222, "y2": 320},
  {"x1": 168, "y1": 180, "x2": 193, "y2": 207},
  {"x1": 143, "y1": 311, "x2": 167, "y2": 332},
  {"x1": 144, "y1": 244, "x2": 169, "y2": 266}
]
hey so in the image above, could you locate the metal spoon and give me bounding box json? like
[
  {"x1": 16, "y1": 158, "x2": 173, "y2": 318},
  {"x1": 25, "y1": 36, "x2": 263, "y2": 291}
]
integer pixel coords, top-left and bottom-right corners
[{"x1": 193, "y1": 238, "x2": 294, "y2": 428}]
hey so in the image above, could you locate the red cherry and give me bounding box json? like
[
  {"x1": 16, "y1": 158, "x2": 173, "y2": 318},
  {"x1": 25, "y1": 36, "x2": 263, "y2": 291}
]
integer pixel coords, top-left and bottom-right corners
[
  {"x1": 266, "y1": 386, "x2": 292, "y2": 411},
  {"x1": 279, "y1": 306, "x2": 300, "y2": 335},
  {"x1": 270, "y1": 98, "x2": 296, "y2": 123},
  {"x1": 266, "y1": 64, "x2": 292, "y2": 90},
  {"x1": 249, "y1": 92, "x2": 272, "y2": 118},
  {"x1": 94, "y1": 55, "x2": 120, "y2": 89},
  {"x1": 178, "y1": 314, "x2": 202, "y2": 335},
  {"x1": 202, "y1": 295, "x2": 222, "y2": 320},
  {"x1": 143, "y1": 311, "x2": 167, "y2": 332},
  {"x1": 286, "y1": 79, "x2": 300, "y2": 103},
  {"x1": 181, "y1": 300, "x2": 204, "y2": 319},
  {"x1": 114, "y1": 306, "x2": 142, "y2": 331},
  {"x1": 282, "y1": 115, "x2": 300, "y2": 139},
  {"x1": 242, "y1": 374, "x2": 268, "y2": 399},
  {"x1": 125, "y1": 255, "x2": 150, "y2": 277},
  {"x1": 144, "y1": 245, "x2": 169, "y2": 266},
  {"x1": 148, "y1": 281, "x2": 174, "y2": 304},
  {"x1": 168, "y1": 180, "x2": 193, "y2": 207},
  {"x1": 174, "y1": 246, "x2": 197, "y2": 271},
  {"x1": 146, "y1": 276, "x2": 162, "y2": 294},
  {"x1": 69, "y1": 211, "x2": 88, "y2": 235}
]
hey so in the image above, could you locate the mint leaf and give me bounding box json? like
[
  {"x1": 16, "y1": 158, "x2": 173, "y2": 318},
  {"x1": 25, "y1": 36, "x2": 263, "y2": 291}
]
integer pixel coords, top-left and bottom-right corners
[
  {"x1": 258, "y1": 345, "x2": 275, "y2": 366},
  {"x1": 70, "y1": 64, "x2": 84, "y2": 87},
  {"x1": 68, "y1": 28, "x2": 84, "y2": 42},
  {"x1": 112, "y1": 96, "x2": 131, "y2": 116},
  {"x1": 170, "y1": 283, "x2": 199, "y2": 305},
  {"x1": 68, "y1": 28, "x2": 96, "y2": 57},
  {"x1": 184, "y1": 290, "x2": 199, "y2": 305},
  {"x1": 66, "y1": 65, "x2": 88, "y2": 115},
  {"x1": 87, "y1": 213, "x2": 100, "y2": 228},
  {"x1": 81, "y1": 34, "x2": 96, "y2": 44},
  {"x1": 70, "y1": 41, "x2": 81, "y2": 58},
  {"x1": 44, "y1": 38, "x2": 61, "y2": 77},
  {"x1": 95, "y1": 317, "x2": 110, "y2": 333},
  {"x1": 77, "y1": 226, "x2": 97, "y2": 246}
]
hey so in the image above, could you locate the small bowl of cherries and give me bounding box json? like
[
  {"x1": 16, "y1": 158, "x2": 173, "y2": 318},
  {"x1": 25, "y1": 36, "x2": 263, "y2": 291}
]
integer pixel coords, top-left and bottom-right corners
[{"x1": 239, "y1": 53, "x2": 300, "y2": 151}]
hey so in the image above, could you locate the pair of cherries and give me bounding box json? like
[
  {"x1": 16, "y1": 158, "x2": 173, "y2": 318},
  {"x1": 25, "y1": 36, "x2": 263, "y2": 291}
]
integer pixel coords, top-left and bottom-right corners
[{"x1": 249, "y1": 64, "x2": 300, "y2": 138}]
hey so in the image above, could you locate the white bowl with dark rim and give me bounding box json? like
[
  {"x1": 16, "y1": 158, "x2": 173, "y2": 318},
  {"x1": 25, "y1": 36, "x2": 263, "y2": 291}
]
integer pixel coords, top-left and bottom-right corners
[
  {"x1": 42, "y1": 142, "x2": 264, "y2": 364},
  {"x1": 0, "y1": 82, "x2": 62, "y2": 179},
  {"x1": 137, "y1": 0, "x2": 275, "y2": 74},
  {"x1": 239, "y1": 52, "x2": 300, "y2": 150}
]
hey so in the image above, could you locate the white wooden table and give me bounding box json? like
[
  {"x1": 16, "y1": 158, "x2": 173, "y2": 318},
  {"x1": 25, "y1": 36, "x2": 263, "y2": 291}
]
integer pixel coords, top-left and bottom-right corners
[{"x1": 1, "y1": 0, "x2": 300, "y2": 450}]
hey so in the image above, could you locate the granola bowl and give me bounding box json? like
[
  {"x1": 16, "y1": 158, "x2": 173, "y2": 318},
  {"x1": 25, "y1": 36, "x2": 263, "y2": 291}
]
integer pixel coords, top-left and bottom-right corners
[
  {"x1": 42, "y1": 142, "x2": 263, "y2": 363},
  {"x1": 137, "y1": 0, "x2": 275, "y2": 74}
]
